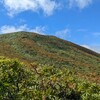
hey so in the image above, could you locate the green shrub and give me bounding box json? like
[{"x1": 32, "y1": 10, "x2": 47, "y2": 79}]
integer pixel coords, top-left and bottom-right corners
[{"x1": 0, "y1": 58, "x2": 99, "y2": 100}]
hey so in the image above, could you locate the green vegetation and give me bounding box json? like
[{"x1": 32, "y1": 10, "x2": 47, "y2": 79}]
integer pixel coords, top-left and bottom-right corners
[
  {"x1": 0, "y1": 32, "x2": 100, "y2": 99},
  {"x1": 0, "y1": 32, "x2": 100, "y2": 83},
  {"x1": 0, "y1": 57, "x2": 100, "y2": 100}
]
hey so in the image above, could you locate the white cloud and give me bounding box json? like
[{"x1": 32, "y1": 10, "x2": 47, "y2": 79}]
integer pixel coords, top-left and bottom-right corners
[
  {"x1": 0, "y1": 25, "x2": 27, "y2": 33},
  {"x1": 2, "y1": 0, "x2": 58, "y2": 16},
  {"x1": 68, "y1": 0, "x2": 93, "y2": 9},
  {"x1": 81, "y1": 45, "x2": 100, "y2": 53},
  {"x1": 93, "y1": 46, "x2": 100, "y2": 53},
  {"x1": 0, "y1": 25, "x2": 46, "y2": 34},
  {"x1": 81, "y1": 45, "x2": 91, "y2": 49},
  {"x1": 55, "y1": 28, "x2": 70, "y2": 39},
  {"x1": 29, "y1": 26, "x2": 46, "y2": 35}
]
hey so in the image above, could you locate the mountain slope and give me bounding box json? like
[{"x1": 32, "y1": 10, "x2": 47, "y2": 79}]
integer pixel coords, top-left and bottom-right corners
[{"x1": 0, "y1": 31, "x2": 100, "y2": 82}]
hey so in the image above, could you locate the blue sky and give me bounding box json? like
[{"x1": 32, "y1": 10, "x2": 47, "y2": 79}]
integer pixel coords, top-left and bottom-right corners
[{"x1": 0, "y1": 0, "x2": 100, "y2": 53}]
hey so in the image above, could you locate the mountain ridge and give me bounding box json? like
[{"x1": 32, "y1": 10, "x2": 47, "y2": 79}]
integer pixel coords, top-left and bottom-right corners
[{"x1": 1, "y1": 31, "x2": 99, "y2": 56}]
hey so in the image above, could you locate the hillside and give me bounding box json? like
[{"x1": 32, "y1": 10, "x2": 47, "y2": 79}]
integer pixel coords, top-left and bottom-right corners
[
  {"x1": 0, "y1": 57, "x2": 100, "y2": 100},
  {"x1": 0, "y1": 31, "x2": 100, "y2": 83}
]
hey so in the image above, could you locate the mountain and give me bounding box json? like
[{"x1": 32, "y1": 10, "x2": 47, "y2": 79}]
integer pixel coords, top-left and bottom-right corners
[{"x1": 0, "y1": 31, "x2": 100, "y2": 83}]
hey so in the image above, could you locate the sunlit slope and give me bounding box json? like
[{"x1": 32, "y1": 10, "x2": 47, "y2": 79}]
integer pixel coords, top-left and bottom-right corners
[{"x1": 0, "y1": 31, "x2": 100, "y2": 82}]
